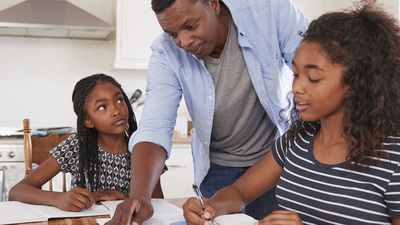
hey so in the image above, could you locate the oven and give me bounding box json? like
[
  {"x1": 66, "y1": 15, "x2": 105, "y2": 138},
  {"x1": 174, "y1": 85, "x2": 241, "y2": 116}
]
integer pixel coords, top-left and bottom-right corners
[
  {"x1": 0, "y1": 134, "x2": 25, "y2": 202},
  {"x1": 0, "y1": 127, "x2": 74, "y2": 201}
]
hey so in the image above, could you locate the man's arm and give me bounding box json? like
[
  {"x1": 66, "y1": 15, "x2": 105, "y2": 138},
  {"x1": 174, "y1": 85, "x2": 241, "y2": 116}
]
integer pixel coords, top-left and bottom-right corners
[{"x1": 106, "y1": 142, "x2": 166, "y2": 225}]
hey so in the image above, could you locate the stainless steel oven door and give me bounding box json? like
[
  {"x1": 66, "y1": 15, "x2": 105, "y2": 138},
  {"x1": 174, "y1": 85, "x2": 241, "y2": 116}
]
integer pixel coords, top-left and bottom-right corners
[{"x1": 0, "y1": 162, "x2": 25, "y2": 201}]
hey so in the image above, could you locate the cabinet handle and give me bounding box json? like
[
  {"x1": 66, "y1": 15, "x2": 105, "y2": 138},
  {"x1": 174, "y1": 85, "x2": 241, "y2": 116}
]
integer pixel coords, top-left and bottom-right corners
[{"x1": 166, "y1": 164, "x2": 186, "y2": 168}]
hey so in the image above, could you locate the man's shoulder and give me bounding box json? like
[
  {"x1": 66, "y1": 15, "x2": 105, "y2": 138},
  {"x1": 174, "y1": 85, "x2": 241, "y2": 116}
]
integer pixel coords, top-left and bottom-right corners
[
  {"x1": 223, "y1": 0, "x2": 281, "y2": 10},
  {"x1": 151, "y1": 33, "x2": 176, "y2": 51}
]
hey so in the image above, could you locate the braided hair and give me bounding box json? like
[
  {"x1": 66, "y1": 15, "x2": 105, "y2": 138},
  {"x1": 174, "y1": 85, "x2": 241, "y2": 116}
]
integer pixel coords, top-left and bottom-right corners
[{"x1": 71, "y1": 73, "x2": 137, "y2": 189}]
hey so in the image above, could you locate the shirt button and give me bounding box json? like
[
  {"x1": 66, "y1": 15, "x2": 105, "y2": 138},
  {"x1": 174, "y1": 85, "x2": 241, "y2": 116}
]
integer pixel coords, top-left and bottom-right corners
[
  {"x1": 209, "y1": 96, "x2": 213, "y2": 100},
  {"x1": 204, "y1": 142, "x2": 208, "y2": 145},
  {"x1": 206, "y1": 72, "x2": 209, "y2": 75}
]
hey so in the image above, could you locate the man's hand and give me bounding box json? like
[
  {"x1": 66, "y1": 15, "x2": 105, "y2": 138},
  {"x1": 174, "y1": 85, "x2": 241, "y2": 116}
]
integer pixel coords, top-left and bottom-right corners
[{"x1": 105, "y1": 196, "x2": 154, "y2": 225}]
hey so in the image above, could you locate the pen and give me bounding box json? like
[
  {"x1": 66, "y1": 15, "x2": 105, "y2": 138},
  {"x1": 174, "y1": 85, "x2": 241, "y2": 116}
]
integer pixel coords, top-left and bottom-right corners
[
  {"x1": 84, "y1": 170, "x2": 91, "y2": 191},
  {"x1": 192, "y1": 184, "x2": 212, "y2": 225}
]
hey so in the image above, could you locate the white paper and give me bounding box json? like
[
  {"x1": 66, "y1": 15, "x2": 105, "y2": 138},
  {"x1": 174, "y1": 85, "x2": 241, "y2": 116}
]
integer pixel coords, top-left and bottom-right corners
[
  {"x1": 98, "y1": 199, "x2": 185, "y2": 225},
  {"x1": 29, "y1": 203, "x2": 110, "y2": 218},
  {"x1": 0, "y1": 201, "x2": 110, "y2": 225},
  {"x1": 0, "y1": 201, "x2": 47, "y2": 224},
  {"x1": 214, "y1": 214, "x2": 257, "y2": 225}
]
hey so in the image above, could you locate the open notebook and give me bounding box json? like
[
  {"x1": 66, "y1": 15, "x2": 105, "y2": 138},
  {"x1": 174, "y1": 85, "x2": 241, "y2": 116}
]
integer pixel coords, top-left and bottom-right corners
[
  {"x1": 0, "y1": 201, "x2": 110, "y2": 225},
  {"x1": 215, "y1": 214, "x2": 257, "y2": 225},
  {"x1": 96, "y1": 199, "x2": 185, "y2": 225}
]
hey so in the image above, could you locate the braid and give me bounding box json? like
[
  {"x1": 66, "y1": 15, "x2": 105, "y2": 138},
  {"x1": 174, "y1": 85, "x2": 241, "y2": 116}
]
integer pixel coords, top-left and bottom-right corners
[{"x1": 72, "y1": 73, "x2": 137, "y2": 189}]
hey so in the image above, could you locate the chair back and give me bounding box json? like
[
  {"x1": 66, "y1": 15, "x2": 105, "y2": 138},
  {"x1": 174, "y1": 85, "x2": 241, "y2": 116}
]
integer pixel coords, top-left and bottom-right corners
[{"x1": 23, "y1": 119, "x2": 70, "y2": 192}]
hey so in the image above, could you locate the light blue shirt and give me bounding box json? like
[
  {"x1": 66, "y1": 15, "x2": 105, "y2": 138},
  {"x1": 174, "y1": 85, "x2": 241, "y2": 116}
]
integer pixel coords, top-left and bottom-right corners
[{"x1": 129, "y1": 0, "x2": 309, "y2": 186}]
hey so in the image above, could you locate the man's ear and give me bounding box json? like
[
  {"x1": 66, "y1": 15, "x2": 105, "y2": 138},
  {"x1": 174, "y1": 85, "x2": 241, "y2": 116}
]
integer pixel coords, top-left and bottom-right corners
[
  {"x1": 210, "y1": 0, "x2": 220, "y2": 15},
  {"x1": 84, "y1": 116, "x2": 94, "y2": 128}
]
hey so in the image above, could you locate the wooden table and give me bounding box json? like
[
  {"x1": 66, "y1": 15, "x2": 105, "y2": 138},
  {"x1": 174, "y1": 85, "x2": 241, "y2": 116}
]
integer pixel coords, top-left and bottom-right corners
[
  {"x1": 14, "y1": 198, "x2": 187, "y2": 225},
  {"x1": 18, "y1": 215, "x2": 110, "y2": 225}
]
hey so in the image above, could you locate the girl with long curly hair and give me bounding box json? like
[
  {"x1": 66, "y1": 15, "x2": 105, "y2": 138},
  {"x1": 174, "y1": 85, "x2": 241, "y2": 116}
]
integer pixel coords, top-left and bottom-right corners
[
  {"x1": 182, "y1": 0, "x2": 400, "y2": 224},
  {"x1": 9, "y1": 74, "x2": 163, "y2": 211}
]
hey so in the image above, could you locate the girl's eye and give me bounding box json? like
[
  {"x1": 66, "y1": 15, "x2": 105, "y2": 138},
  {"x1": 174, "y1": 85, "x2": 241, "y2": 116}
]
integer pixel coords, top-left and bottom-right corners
[
  {"x1": 292, "y1": 74, "x2": 299, "y2": 78},
  {"x1": 98, "y1": 105, "x2": 106, "y2": 111},
  {"x1": 117, "y1": 98, "x2": 123, "y2": 103},
  {"x1": 308, "y1": 78, "x2": 320, "y2": 83}
]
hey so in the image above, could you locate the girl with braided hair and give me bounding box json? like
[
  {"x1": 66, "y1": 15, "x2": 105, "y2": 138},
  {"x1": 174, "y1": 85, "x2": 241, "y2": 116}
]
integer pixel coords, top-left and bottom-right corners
[{"x1": 10, "y1": 73, "x2": 163, "y2": 211}]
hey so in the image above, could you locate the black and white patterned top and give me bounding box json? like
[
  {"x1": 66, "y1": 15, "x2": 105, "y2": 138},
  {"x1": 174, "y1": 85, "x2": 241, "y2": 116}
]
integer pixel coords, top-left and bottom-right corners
[{"x1": 50, "y1": 134, "x2": 131, "y2": 196}]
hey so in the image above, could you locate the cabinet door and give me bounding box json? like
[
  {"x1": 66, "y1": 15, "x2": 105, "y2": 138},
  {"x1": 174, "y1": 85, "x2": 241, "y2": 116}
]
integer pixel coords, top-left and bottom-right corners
[
  {"x1": 114, "y1": 0, "x2": 162, "y2": 69},
  {"x1": 161, "y1": 143, "x2": 195, "y2": 198}
]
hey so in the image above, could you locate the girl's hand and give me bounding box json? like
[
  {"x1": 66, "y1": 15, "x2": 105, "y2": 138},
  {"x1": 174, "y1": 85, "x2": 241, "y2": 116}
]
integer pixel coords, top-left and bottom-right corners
[
  {"x1": 256, "y1": 210, "x2": 303, "y2": 225},
  {"x1": 55, "y1": 186, "x2": 95, "y2": 212},
  {"x1": 93, "y1": 190, "x2": 128, "y2": 201},
  {"x1": 182, "y1": 197, "x2": 216, "y2": 225}
]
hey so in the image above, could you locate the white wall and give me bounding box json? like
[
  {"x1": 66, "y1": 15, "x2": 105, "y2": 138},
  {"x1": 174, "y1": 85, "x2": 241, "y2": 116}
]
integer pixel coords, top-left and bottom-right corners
[
  {"x1": 292, "y1": 0, "x2": 399, "y2": 20},
  {"x1": 0, "y1": 1, "x2": 151, "y2": 129}
]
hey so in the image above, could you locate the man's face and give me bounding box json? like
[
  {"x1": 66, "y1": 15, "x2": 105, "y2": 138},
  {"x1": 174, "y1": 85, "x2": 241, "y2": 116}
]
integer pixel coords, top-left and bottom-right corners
[{"x1": 156, "y1": 0, "x2": 223, "y2": 58}]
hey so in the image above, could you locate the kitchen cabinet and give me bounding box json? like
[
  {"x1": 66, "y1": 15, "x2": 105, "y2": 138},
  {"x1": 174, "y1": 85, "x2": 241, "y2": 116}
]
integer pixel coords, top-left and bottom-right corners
[
  {"x1": 114, "y1": 0, "x2": 162, "y2": 70},
  {"x1": 161, "y1": 142, "x2": 195, "y2": 199}
]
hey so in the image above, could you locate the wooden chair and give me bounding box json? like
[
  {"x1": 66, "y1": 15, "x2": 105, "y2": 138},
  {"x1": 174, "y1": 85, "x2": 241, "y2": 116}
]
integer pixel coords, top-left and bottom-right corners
[{"x1": 23, "y1": 119, "x2": 71, "y2": 192}]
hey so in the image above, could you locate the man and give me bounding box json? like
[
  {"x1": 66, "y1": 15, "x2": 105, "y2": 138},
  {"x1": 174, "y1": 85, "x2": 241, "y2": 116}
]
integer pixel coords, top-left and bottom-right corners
[{"x1": 106, "y1": 0, "x2": 308, "y2": 224}]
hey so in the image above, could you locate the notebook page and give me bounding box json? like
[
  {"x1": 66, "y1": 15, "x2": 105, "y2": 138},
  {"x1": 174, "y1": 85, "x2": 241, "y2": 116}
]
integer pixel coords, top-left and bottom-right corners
[
  {"x1": 0, "y1": 201, "x2": 47, "y2": 224},
  {"x1": 215, "y1": 214, "x2": 257, "y2": 225}
]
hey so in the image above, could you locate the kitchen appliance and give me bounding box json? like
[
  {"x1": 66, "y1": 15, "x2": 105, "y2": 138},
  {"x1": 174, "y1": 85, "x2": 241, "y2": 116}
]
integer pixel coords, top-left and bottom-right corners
[
  {"x1": 0, "y1": 0, "x2": 115, "y2": 40},
  {"x1": 0, "y1": 126, "x2": 73, "y2": 201},
  {"x1": 0, "y1": 129, "x2": 25, "y2": 201},
  {"x1": 129, "y1": 89, "x2": 146, "y2": 122},
  {"x1": 129, "y1": 89, "x2": 142, "y2": 111}
]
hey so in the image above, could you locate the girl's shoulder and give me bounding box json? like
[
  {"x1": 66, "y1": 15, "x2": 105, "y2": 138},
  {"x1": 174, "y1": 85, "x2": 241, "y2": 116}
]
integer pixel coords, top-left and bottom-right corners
[
  {"x1": 50, "y1": 133, "x2": 79, "y2": 156},
  {"x1": 382, "y1": 133, "x2": 400, "y2": 151}
]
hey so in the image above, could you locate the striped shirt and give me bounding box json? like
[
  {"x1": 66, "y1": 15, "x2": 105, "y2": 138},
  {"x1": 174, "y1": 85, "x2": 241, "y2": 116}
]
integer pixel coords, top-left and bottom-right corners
[{"x1": 272, "y1": 121, "x2": 400, "y2": 224}]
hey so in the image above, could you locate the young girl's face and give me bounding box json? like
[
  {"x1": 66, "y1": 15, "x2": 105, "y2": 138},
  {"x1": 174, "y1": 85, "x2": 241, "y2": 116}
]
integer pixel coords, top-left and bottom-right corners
[
  {"x1": 83, "y1": 82, "x2": 129, "y2": 135},
  {"x1": 292, "y1": 41, "x2": 350, "y2": 123}
]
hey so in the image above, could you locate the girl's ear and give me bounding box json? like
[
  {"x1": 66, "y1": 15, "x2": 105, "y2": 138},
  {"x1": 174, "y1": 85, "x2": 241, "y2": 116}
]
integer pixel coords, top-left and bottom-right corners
[
  {"x1": 84, "y1": 116, "x2": 94, "y2": 128},
  {"x1": 346, "y1": 86, "x2": 351, "y2": 97}
]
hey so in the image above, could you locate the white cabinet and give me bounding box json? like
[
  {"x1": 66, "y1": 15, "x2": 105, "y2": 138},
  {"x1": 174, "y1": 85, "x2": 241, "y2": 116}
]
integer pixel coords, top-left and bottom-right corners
[
  {"x1": 114, "y1": 0, "x2": 162, "y2": 70},
  {"x1": 161, "y1": 143, "x2": 195, "y2": 199}
]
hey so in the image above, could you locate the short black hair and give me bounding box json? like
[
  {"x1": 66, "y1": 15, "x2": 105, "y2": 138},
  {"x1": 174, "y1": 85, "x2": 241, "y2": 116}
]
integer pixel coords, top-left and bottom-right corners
[{"x1": 151, "y1": 0, "x2": 210, "y2": 14}]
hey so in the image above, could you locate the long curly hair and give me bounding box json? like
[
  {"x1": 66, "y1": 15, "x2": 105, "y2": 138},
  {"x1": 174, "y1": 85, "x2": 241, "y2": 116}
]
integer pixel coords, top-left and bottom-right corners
[
  {"x1": 71, "y1": 73, "x2": 137, "y2": 189},
  {"x1": 284, "y1": 0, "x2": 400, "y2": 168}
]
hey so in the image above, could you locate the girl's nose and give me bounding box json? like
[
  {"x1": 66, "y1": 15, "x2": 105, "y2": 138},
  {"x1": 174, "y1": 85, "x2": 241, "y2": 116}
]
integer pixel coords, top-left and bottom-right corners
[
  {"x1": 292, "y1": 76, "x2": 305, "y2": 95},
  {"x1": 112, "y1": 107, "x2": 121, "y2": 117}
]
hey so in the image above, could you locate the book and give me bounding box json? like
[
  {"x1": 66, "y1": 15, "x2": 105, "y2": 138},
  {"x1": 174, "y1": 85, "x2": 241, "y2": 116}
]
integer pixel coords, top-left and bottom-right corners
[{"x1": 0, "y1": 201, "x2": 110, "y2": 225}]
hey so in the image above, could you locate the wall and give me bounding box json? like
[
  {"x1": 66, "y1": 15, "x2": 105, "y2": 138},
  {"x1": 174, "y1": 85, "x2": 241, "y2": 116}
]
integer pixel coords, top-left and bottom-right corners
[
  {"x1": 292, "y1": 0, "x2": 399, "y2": 20},
  {"x1": 0, "y1": 0, "x2": 398, "y2": 129}
]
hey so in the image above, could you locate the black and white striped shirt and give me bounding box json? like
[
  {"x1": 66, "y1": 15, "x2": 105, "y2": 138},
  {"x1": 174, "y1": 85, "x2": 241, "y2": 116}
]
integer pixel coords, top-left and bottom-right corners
[{"x1": 272, "y1": 121, "x2": 400, "y2": 224}]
